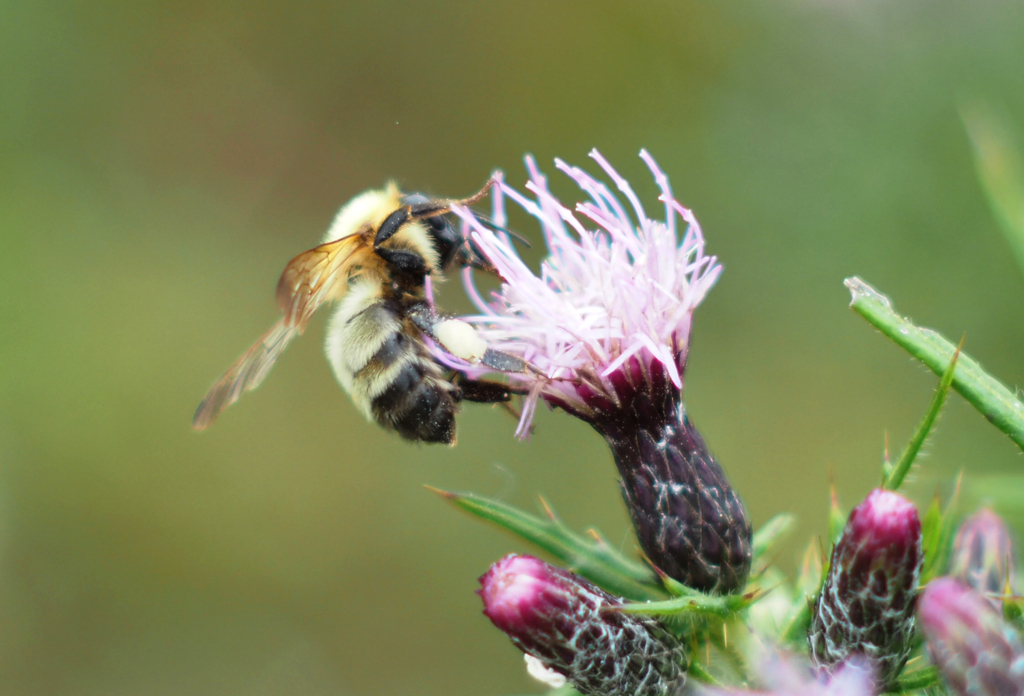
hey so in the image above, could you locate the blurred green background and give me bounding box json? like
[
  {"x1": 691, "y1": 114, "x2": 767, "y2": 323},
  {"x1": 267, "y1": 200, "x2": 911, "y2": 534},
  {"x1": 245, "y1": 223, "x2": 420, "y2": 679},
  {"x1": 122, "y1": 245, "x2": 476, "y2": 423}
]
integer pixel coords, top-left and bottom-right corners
[{"x1": 2, "y1": 1, "x2": 1024, "y2": 694}]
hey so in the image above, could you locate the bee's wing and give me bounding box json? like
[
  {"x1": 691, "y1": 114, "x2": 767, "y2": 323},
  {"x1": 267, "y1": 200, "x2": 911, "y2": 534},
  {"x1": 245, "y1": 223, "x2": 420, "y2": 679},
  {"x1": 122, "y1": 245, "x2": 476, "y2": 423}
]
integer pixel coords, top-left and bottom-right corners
[
  {"x1": 192, "y1": 320, "x2": 298, "y2": 430},
  {"x1": 276, "y1": 231, "x2": 372, "y2": 330},
  {"x1": 193, "y1": 232, "x2": 372, "y2": 430}
]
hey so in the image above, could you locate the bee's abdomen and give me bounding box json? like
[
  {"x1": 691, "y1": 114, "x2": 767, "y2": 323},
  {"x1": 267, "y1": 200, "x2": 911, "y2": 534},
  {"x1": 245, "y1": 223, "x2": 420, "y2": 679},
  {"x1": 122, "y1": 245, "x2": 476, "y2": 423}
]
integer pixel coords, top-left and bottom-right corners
[
  {"x1": 326, "y1": 290, "x2": 457, "y2": 444},
  {"x1": 365, "y1": 343, "x2": 457, "y2": 444}
]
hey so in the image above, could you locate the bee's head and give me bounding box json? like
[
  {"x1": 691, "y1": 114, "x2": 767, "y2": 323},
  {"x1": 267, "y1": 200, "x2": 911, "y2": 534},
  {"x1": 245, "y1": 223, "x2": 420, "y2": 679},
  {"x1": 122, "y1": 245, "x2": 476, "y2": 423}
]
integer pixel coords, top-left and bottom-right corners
[
  {"x1": 398, "y1": 191, "x2": 504, "y2": 278},
  {"x1": 451, "y1": 237, "x2": 501, "y2": 276}
]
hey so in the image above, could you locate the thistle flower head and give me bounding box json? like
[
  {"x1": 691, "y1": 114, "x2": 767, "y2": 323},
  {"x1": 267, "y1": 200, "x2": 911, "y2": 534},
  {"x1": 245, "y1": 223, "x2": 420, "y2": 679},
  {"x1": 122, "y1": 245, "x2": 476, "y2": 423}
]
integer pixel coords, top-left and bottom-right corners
[
  {"x1": 950, "y1": 507, "x2": 1017, "y2": 605},
  {"x1": 447, "y1": 151, "x2": 749, "y2": 593},
  {"x1": 478, "y1": 554, "x2": 688, "y2": 696},
  {"x1": 809, "y1": 488, "x2": 922, "y2": 689},
  {"x1": 918, "y1": 577, "x2": 1024, "y2": 696},
  {"x1": 443, "y1": 149, "x2": 721, "y2": 436}
]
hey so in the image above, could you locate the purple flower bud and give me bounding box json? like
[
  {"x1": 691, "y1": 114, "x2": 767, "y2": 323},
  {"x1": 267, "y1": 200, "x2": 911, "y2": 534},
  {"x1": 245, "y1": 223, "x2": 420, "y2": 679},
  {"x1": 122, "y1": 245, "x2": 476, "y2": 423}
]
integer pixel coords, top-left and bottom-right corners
[
  {"x1": 440, "y1": 151, "x2": 751, "y2": 593},
  {"x1": 479, "y1": 554, "x2": 688, "y2": 696},
  {"x1": 809, "y1": 489, "x2": 922, "y2": 689},
  {"x1": 918, "y1": 577, "x2": 1024, "y2": 696},
  {"x1": 950, "y1": 508, "x2": 1017, "y2": 606}
]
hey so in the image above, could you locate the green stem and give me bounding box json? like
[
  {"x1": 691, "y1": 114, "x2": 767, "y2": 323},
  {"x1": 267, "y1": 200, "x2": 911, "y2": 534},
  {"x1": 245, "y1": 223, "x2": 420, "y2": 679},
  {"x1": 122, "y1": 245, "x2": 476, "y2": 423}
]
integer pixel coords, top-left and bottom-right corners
[
  {"x1": 846, "y1": 277, "x2": 1024, "y2": 452},
  {"x1": 617, "y1": 589, "x2": 758, "y2": 619}
]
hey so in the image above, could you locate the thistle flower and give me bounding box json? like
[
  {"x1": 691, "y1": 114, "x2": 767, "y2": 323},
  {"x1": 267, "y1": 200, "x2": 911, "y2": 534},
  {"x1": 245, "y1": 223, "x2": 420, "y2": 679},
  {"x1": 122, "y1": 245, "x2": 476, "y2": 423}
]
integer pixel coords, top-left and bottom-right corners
[
  {"x1": 443, "y1": 150, "x2": 751, "y2": 593},
  {"x1": 950, "y1": 507, "x2": 1017, "y2": 606},
  {"x1": 478, "y1": 554, "x2": 688, "y2": 696},
  {"x1": 918, "y1": 577, "x2": 1024, "y2": 696},
  {"x1": 808, "y1": 488, "x2": 922, "y2": 689},
  {"x1": 699, "y1": 648, "x2": 876, "y2": 696}
]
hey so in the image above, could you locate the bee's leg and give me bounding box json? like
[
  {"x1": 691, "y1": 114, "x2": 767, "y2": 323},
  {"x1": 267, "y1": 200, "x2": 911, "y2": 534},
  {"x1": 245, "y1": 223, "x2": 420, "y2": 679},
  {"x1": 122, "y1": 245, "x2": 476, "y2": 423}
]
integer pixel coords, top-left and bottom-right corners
[
  {"x1": 377, "y1": 200, "x2": 457, "y2": 249},
  {"x1": 408, "y1": 305, "x2": 482, "y2": 362},
  {"x1": 451, "y1": 374, "x2": 531, "y2": 430},
  {"x1": 374, "y1": 247, "x2": 429, "y2": 276},
  {"x1": 403, "y1": 180, "x2": 495, "y2": 222},
  {"x1": 409, "y1": 305, "x2": 529, "y2": 373},
  {"x1": 388, "y1": 180, "x2": 495, "y2": 243},
  {"x1": 451, "y1": 374, "x2": 527, "y2": 404},
  {"x1": 480, "y1": 347, "x2": 528, "y2": 374},
  {"x1": 374, "y1": 208, "x2": 412, "y2": 247},
  {"x1": 375, "y1": 195, "x2": 470, "y2": 247}
]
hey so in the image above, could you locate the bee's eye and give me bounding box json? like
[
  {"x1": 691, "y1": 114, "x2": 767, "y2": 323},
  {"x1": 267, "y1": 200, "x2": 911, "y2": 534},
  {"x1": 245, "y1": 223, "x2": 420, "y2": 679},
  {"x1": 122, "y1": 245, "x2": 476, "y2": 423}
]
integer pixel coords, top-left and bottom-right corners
[{"x1": 427, "y1": 215, "x2": 450, "y2": 232}]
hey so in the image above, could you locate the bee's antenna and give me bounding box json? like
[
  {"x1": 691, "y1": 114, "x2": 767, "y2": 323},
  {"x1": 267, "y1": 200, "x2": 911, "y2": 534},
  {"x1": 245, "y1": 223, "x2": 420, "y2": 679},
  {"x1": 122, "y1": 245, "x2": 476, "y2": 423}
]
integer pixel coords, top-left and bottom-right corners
[{"x1": 474, "y1": 215, "x2": 531, "y2": 249}]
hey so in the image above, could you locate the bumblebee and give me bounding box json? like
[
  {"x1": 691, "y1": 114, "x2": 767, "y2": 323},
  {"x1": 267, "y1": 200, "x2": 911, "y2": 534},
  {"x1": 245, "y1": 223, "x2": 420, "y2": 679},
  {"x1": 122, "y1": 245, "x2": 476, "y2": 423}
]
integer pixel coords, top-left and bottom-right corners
[{"x1": 193, "y1": 179, "x2": 526, "y2": 443}]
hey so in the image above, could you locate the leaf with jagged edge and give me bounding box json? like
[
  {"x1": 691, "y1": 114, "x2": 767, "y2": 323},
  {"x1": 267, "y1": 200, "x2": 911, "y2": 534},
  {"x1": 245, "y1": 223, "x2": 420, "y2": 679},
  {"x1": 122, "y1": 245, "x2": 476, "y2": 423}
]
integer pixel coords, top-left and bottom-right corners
[
  {"x1": 780, "y1": 538, "x2": 825, "y2": 645},
  {"x1": 890, "y1": 666, "x2": 941, "y2": 693},
  {"x1": 919, "y1": 492, "x2": 943, "y2": 577},
  {"x1": 920, "y1": 473, "x2": 962, "y2": 584},
  {"x1": 828, "y1": 478, "x2": 846, "y2": 546},
  {"x1": 884, "y1": 342, "x2": 960, "y2": 492},
  {"x1": 428, "y1": 487, "x2": 665, "y2": 601},
  {"x1": 846, "y1": 277, "x2": 1024, "y2": 452},
  {"x1": 750, "y1": 512, "x2": 797, "y2": 579}
]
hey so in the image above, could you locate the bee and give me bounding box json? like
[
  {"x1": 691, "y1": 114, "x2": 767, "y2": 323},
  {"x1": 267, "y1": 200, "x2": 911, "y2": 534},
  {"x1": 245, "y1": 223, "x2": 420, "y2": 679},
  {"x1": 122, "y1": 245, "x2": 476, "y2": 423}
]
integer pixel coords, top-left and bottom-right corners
[{"x1": 192, "y1": 179, "x2": 526, "y2": 443}]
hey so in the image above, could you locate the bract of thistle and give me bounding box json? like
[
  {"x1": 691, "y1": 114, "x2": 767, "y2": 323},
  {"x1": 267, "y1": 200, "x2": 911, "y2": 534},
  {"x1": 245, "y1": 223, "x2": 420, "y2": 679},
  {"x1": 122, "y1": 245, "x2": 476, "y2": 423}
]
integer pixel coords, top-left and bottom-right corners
[
  {"x1": 950, "y1": 507, "x2": 1018, "y2": 606},
  {"x1": 438, "y1": 149, "x2": 721, "y2": 437},
  {"x1": 918, "y1": 577, "x2": 1024, "y2": 696}
]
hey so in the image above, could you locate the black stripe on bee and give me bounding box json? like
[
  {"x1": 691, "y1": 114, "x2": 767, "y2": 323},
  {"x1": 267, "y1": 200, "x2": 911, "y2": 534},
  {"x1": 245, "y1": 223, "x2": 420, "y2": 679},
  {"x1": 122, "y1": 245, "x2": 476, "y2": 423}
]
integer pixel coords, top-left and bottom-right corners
[{"x1": 372, "y1": 362, "x2": 423, "y2": 411}]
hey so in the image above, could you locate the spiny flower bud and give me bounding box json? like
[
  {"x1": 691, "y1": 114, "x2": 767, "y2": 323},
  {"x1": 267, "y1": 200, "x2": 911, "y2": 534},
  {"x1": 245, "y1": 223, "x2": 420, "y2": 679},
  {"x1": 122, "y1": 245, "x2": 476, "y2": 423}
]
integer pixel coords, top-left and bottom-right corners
[
  {"x1": 809, "y1": 488, "x2": 922, "y2": 689},
  {"x1": 479, "y1": 554, "x2": 688, "y2": 696},
  {"x1": 918, "y1": 577, "x2": 1024, "y2": 696},
  {"x1": 950, "y1": 507, "x2": 1017, "y2": 606},
  {"x1": 604, "y1": 391, "x2": 752, "y2": 594},
  {"x1": 440, "y1": 151, "x2": 752, "y2": 593}
]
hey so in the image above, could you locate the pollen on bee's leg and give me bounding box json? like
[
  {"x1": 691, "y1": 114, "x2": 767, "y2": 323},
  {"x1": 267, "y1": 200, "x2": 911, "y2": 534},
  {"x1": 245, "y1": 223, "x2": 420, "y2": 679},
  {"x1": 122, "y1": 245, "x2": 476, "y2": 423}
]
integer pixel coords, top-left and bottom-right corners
[{"x1": 434, "y1": 319, "x2": 488, "y2": 362}]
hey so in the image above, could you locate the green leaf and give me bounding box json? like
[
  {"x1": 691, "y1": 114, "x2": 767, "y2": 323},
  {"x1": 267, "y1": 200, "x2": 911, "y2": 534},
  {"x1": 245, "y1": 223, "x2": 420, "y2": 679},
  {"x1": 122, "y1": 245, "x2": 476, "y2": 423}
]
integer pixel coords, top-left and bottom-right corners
[
  {"x1": 884, "y1": 342, "x2": 960, "y2": 491},
  {"x1": 846, "y1": 277, "x2": 1024, "y2": 452},
  {"x1": 919, "y1": 491, "x2": 943, "y2": 574},
  {"x1": 963, "y1": 106, "x2": 1024, "y2": 279},
  {"x1": 686, "y1": 661, "x2": 721, "y2": 686},
  {"x1": 828, "y1": 480, "x2": 846, "y2": 546},
  {"x1": 428, "y1": 487, "x2": 664, "y2": 601},
  {"x1": 750, "y1": 512, "x2": 797, "y2": 577},
  {"x1": 887, "y1": 666, "x2": 940, "y2": 693},
  {"x1": 921, "y1": 473, "x2": 962, "y2": 584},
  {"x1": 1005, "y1": 595, "x2": 1024, "y2": 631},
  {"x1": 781, "y1": 538, "x2": 826, "y2": 646},
  {"x1": 617, "y1": 588, "x2": 762, "y2": 619}
]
